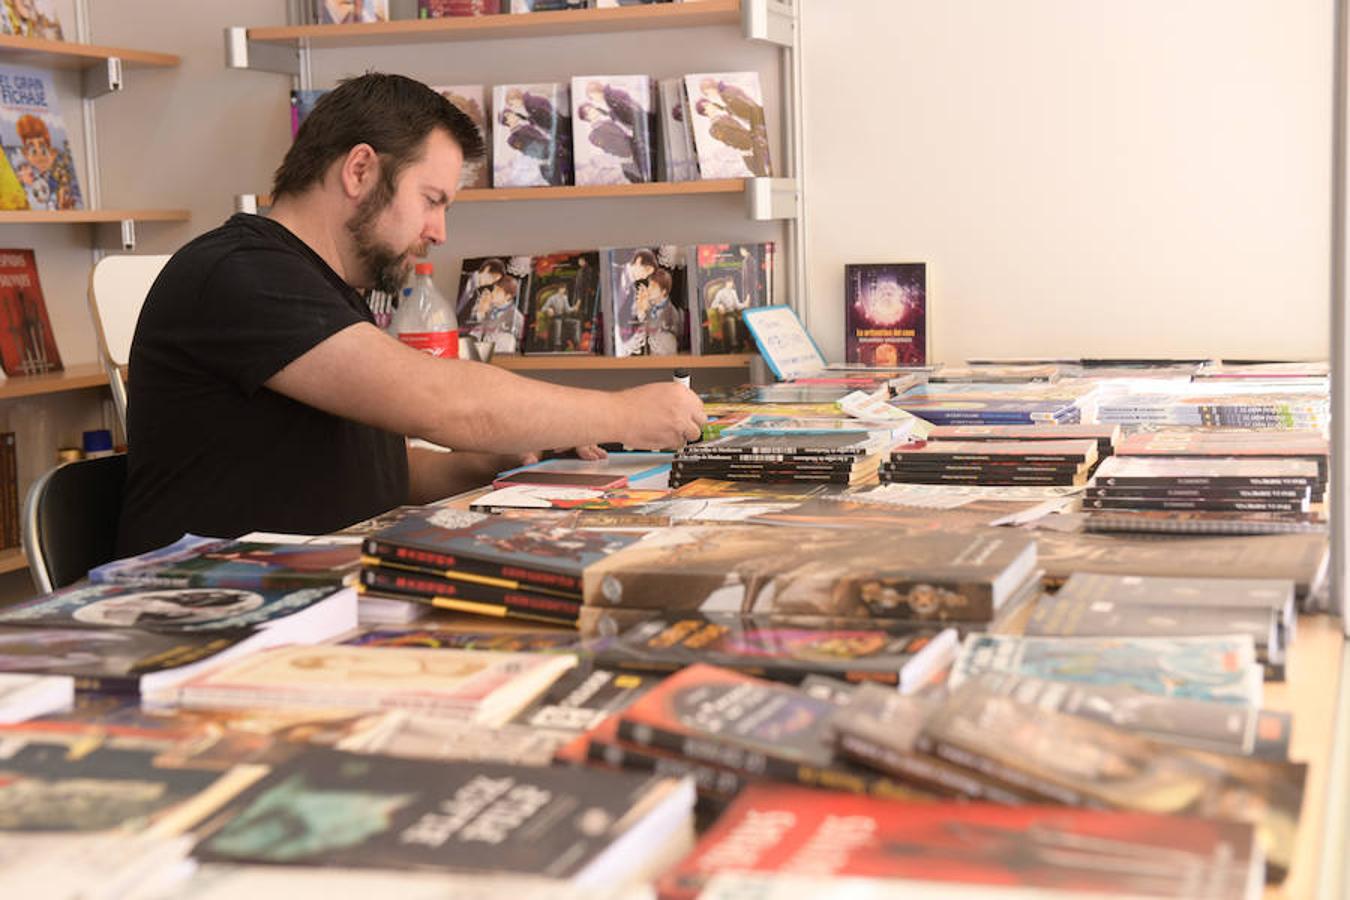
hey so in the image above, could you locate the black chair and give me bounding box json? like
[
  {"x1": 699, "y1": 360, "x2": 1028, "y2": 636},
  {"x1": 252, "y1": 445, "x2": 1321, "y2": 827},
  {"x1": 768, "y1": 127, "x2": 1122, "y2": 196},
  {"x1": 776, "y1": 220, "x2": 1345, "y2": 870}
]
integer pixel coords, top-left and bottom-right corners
[{"x1": 21, "y1": 453, "x2": 127, "y2": 593}]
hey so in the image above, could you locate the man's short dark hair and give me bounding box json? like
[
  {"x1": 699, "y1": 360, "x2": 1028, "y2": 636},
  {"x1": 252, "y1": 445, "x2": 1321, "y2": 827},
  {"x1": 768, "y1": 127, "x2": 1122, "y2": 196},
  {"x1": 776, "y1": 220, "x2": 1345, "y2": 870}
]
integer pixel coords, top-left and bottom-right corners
[{"x1": 272, "y1": 72, "x2": 485, "y2": 201}]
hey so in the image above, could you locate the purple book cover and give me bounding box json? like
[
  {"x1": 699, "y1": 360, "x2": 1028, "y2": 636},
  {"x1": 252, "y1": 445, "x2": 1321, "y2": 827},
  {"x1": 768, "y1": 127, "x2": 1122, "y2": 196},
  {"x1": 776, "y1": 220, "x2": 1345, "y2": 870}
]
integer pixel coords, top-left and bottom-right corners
[{"x1": 844, "y1": 263, "x2": 927, "y2": 366}]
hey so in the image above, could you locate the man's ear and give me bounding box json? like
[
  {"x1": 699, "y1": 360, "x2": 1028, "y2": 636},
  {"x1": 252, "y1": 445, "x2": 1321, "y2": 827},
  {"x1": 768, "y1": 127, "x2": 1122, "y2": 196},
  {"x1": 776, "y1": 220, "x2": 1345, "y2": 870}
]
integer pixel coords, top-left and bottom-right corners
[{"x1": 339, "y1": 143, "x2": 380, "y2": 199}]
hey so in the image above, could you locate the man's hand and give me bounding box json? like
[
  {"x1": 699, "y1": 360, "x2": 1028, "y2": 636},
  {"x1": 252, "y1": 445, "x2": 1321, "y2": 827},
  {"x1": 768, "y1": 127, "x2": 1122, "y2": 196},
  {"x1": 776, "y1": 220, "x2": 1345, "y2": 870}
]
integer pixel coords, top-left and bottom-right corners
[{"x1": 612, "y1": 383, "x2": 706, "y2": 451}]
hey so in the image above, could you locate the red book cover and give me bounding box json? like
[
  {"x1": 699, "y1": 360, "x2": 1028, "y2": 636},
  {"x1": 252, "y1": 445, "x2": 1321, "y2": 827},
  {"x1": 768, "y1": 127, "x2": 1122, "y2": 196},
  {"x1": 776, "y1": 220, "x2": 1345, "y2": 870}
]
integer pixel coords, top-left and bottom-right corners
[
  {"x1": 660, "y1": 785, "x2": 1261, "y2": 899},
  {"x1": 0, "y1": 248, "x2": 61, "y2": 376},
  {"x1": 418, "y1": 0, "x2": 500, "y2": 16}
]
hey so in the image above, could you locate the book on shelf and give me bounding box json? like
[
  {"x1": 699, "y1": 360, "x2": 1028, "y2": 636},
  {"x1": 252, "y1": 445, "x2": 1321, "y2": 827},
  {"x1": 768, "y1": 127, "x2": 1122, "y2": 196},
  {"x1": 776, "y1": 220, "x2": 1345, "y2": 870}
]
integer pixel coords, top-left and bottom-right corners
[
  {"x1": 660, "y1": 783, "x2": 1265, "y2": 900},
  {"x1": 188, "y1": 747, "x2": 695, "y2": 886},
  {"x1": 493, "y1": 83, "x2": 573, "y2": 187},
  {"x1": 289, "y1": 89, "x2": 329, "y2": 139},
  {"x1": 844, "y1": 263, "x2": 928, "y2": 366},
  {"x1": 657, "y1": 77, "x2": 698, "y2": 182},
  {"x1": 683, "y1": 72, "x2": 771, "y2": 178},
  {"x1": 175, "y1": 643, "x2": 578, "y2": 726},
  {"x1": 691, "y1": 242, "x2": 774, "y2": 355},
  {"x1": 0, "y1": 249, "x2": 62, "y2": 376},
  {"x1": 316, "y1": 0, "x2": 389, "y2": 22},
  {"x1": 590, "y1": 613, "x2": 959, "y2": 690},
  {"x1": 510, "y1": 0, "x2": 583, "y2": 10},
  {"x1": 522, "y1": 251, "x2": 601, "y2": 354},
  {"x1": 456, "y1": 254, "x2": 530, "y2": 355},
  {"x1": 603, "y1": 245, "x2": 690, "y2": 357},
  {"x1": 419, "y1": 0, "x2": 497, "y2": 15},
  {"x1": 948, "y1": 633, "x2": 1265, "y2": 707},
  {"x1": 0, "y1": 0, "x2": 63, "y2": 39},
  {"x1": 430, "y1": 84, "x2": 490, "y2": 189},
  {"x1": 571, "y1": 75, "x2": 655, "y2": 186},
  {"x1": 0, "y1": 431, "x2": 15, "y2": 549}
]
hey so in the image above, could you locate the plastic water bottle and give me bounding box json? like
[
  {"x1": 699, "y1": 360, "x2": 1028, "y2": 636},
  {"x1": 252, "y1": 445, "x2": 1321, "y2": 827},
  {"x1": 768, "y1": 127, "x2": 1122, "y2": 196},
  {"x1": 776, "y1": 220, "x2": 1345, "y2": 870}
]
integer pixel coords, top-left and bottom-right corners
[{"x1": 392, "y1": 262, "x2": 458, "y2": 359}]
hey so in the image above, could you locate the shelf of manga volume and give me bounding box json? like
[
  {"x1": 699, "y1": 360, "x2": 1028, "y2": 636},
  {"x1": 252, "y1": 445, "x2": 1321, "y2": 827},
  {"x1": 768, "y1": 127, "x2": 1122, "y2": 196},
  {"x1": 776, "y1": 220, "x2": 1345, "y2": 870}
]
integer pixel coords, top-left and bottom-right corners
[{"x1": 0, "y1": 34, "x2": 179, "y2": 71}]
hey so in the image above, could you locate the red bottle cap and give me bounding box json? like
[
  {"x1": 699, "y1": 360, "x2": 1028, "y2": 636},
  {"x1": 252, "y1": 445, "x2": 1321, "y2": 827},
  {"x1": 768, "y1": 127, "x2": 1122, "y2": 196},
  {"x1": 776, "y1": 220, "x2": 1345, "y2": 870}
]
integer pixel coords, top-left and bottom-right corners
[{"x1": 415, "y1": 262, "x2": 434, "y2": 275}]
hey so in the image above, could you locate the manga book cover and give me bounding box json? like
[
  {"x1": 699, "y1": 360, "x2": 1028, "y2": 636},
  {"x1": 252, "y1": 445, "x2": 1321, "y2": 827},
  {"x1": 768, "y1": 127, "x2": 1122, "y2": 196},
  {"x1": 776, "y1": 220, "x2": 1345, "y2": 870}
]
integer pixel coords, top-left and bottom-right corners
[
  {"x1": 0, "y1": 0, "x2": 62, "y2": 39},
  {"x1": 845, "y1": 263, "x2": 927, "y2": 366},
  {"x1": 191, "y1": 748, "x2": 680, "y2": 876},
  {"x1": 660, "y1": 783, "x2": 1263, "y2": 900},
  {"x1": 571, "y1": 75, "x2": 653, "y2": 186},
  {"x1": 429, "y1": 84, "x2": 489, "y2": 189},
  {"x1": 289, "y1": 89, "x2": 329, "y2": 140},
  {"x1": 683, "y1": 72, "x2": 771, "y2": 178},
  {"x1": 511, "y1": 0, "x2": 586, "y2": 10},
  {"x1": 606, "y1": 245, "x2": 688, "y2": 357},
  {"x1": 456, "y1": 254, "x2": 530, "y2": 354},
  {"x1": 523, "y1": 251, "x2": 601, "y2": 354},
  {"x1": 0, "y1": 248, "x2": 60, "y2": 375},
  {"x1": 657, "y1": 77, "x2": 698, "y2": 181},
  {"x1": 317, "y1": 0, "x2": 389, "y2": 23},
  {"x1": 419, "y1": 0, "x2": 497, "y2": 16},
  {"x1": 0, "y1": 65, "x2": 81, "y2": 211},
  {"x1": 692, "y1": 242, "x2": 773, "y2": 354},
  {"x1": 492, "y1": 82, "x2": 572, "y2": 187}
]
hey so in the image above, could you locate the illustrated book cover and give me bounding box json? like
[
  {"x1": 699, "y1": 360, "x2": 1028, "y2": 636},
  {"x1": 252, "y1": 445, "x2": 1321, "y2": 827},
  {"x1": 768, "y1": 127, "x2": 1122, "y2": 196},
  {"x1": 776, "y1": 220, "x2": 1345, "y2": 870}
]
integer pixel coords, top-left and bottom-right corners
[
  {"x1": 682, "y1": 72, "x2": 771, "y2": 178},
  {"x1": 430, "y1": 84, "x2": 490, "y2": 188},
  {"x1": 604, "y1": 245, "x2": 689, "y2": 357},
  {"x1": 456, "y1": 255, "x2": 530, "y2": 355},
  {"x1": 844, "y1": 263, "x2": 927, "y2": 367},
  {"x1": 522, "y1": 251, "x2": 601, "y2": 354},
  {"x1": 571, "y1": 75, "x2": 654, "y2": 186},
  {"x1": 0, "y1": 248, "x2": 60, "y2": 375},
  {"x1": 492, "y1": 83, "x2": 572, "y2": 187},
  {"x1": 691, "y1": 242, "x2": 773, "y2": 354}
]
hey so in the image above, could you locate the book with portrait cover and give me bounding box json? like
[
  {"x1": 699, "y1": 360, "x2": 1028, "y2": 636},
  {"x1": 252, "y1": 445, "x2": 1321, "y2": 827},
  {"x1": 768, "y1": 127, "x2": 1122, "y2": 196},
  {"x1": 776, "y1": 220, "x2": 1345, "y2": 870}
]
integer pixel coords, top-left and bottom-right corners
[
  {"x1": 604, "y1": 245, "x2": 689, "y2": 357},
  {"x1": 917, "y1": 678, "x2": 1304, "y2": 882},
  {"x1": 522, "y1": 251, "x2": 601, "y2": 354},
  {"x1": 691, "y1": 242, "x2": 773, "y2": 354},
  {"x1": 592, "y1": 614, "x2": 959, "y2": 690},
  {"x1": 0, "y1": 65, "x2": 82, "y2": 210},
  {"x1": 0, "y1": 0, "x2": 63, "y2": 39},
  {"x1": 492, "y1": 83, "x2": 572, "y2": 187},
  {"x1": 682, "y1": 72, "x2": 771, "y2": 178},
  {"x1": 845, "y1": 263, "x2": 927, "y2": 367},
  {"x1": 571, "y1": 75, "x2": 654, "y2": 186},
  {"x1": 429, "y1": 84, "x2": 490, "y2": 188},
  {"x1": 316, "y1": 0, "x2": 389, "y2": 22},
  {"x1": 0, "y1": 248, "x2": 60, "y2": 375},
  {"x1": 659, "y1": 783, "x2": 1264, "y2": 900},
  {"x1": 190, "y1": 747, "x2": 693, "y2": 882},
  {"x1": 417, "y1": 0, "x2": 496, "y2": 16},
  {"x1": 455, "y1": 254, "x2": 530, "y2": 355}
]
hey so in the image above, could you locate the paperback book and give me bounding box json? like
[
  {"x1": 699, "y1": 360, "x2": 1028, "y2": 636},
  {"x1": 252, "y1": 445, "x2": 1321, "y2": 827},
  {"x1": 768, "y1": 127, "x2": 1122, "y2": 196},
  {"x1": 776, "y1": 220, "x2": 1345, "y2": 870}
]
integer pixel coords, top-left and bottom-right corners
[
  {"x1": 522, "y1": 251, "x2": 601, "y2": 354},
  {"x1": 571, "y1": 75, "x2": 654, "y2": 185},
  {"x1": 604, "y1": 245, "x2": 689, "y2": 356},
  {"x1": 88, "y1": 535, "x2": 361, "y2": 590},
  {"x1": 456, "y1": 255, "x2": 530, "y2": 355},
  {"x1": 493, "y1": 83, "x2": 572, "y2": 187},
  {"x1": 691, "y1": 242, "x2": 773, "y2": 354},
  {"x1": 430, "y1": 84, "x2": 490, "y2": 189},
  {"x1": 0, "y1": 64, "x2": 82, "y2": 210},
  {"x1": 683, "y1": 72, "x2": 771, "y2": 177},
  {"x1": 844, "y1": 263, "x2": 928, "y2": 366},
  {"x1": 316, "y1": 0, "x2": 389, "y2": 22},
  {"x1": 0, "y1": 248, "x2": 61, "y2": 375}
]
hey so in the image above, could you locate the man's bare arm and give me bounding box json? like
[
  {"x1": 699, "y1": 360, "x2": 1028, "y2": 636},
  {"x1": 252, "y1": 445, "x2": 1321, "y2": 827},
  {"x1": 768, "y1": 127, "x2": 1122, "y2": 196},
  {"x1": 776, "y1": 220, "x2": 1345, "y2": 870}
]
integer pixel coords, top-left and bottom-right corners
[{"x1": 265, "y1": 322, "x2": 703, "y2": 452}]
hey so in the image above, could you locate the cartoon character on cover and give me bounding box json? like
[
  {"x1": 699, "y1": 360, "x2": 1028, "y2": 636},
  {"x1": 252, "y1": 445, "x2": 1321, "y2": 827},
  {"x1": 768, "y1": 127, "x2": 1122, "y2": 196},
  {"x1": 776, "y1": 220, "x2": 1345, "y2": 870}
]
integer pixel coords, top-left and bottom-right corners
[
  {"x1": 704, "y1": 275, "x2": 748, "y2": 352},
  {"x1": 583, "y1": 80, "x2": 649, "y2": 182},
  {"x1": 501, "y1": 88, "x2": 571, "y2": 186},
  {"x1": 470, "y1": 274, "x2": 525, "y2": 354},
  {"x1": 71, "y1": 588, "x2": 265, "y2": 628},
  {"x1": 577, "y1": 103, "x2": 645, "y2": 183},
  {"x1": 636, "y1": 268, "x2": 681, "y2": 356},
  {"x1": 693, "y1": 83, "x2": 770, "y2": 177},
  {"x1": 532, "y1": 284, "x2": 581, "y2": 351},
  {"x1": 14, "y1": 115, "x2": 63, "y2": 210},
  {"x1": 318, "y1": 0, "x2": 382, "y2": 24},
  {"x1": 2, "y1": 0, "x2": 62, "y2": 39}
]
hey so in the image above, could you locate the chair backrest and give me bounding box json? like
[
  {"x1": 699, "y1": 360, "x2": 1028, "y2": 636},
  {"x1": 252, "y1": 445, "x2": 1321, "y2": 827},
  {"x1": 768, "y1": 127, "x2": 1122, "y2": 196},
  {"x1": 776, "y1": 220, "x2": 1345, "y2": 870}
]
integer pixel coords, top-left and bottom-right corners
[
  {"x1": 88, "y1": 254, "x2": 170, "y2": 431},
  {"x1": 21, "y1": 453, "x2": 128, "y2": 594}
]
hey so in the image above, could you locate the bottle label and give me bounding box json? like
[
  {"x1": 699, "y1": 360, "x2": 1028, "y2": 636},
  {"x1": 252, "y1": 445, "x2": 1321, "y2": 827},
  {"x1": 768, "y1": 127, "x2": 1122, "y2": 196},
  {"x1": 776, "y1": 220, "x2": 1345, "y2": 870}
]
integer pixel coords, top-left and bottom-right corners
[{"x1": 398, "y1": 331, "x2": 459, "y2": 359}]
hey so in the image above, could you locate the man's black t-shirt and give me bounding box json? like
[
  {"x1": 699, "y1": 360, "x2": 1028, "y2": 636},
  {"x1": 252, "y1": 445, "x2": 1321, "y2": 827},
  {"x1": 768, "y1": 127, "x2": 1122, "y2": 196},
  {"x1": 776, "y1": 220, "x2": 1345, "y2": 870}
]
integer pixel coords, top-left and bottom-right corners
[{"x1": 116, "y1": 214, "x2": 408, "y2": 556}]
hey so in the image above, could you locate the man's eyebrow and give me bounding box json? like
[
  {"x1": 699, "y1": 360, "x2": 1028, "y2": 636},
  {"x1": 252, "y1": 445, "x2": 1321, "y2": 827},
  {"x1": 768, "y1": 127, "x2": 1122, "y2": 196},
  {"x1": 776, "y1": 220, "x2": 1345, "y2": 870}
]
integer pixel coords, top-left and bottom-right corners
[{"x1": 426, "y1": 187, "x2": 450, "y2": 204}]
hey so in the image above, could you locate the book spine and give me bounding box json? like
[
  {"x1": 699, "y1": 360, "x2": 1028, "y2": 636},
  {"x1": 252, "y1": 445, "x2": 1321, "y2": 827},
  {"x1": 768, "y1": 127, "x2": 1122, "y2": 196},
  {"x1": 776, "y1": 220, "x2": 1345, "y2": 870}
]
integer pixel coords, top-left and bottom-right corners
[
  {"x1": 587, "y1": 737, "x2": 745, "y2": 800},
  {"x1": 1082, "y1": 498, "x2": 1305, "y2": 513},
  {"x1": 0, "y1": 433, "x2": 15, "y2": 550},
  {"x1": 913, "y1": 731, "x2": 1095, "y2": 808},
  {"x1": 1095, "y1": 475, "x2": 1317, "y2": 489},
  {"x1": 1084, "y1": 486, "x2": 1308, "y2": 500},
  {"x1": 836, "y1": 731, "x2": 1029, "y2": 804},
  {"x1": 363, "y1": 541, "x2": 582, "y2": 594},
  {"x1": 616, "y1": 717, "x2": 808, "y2": 781}
]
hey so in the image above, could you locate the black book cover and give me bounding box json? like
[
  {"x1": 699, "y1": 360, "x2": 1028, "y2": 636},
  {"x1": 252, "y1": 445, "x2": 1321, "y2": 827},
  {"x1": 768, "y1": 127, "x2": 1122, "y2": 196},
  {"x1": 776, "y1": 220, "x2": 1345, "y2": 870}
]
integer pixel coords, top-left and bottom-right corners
[
  {"x1": 359, "y1": 564, "x2": 581, "y2": 623},
  {"x1": 513, "y1": 666, "x2": 660, "y2": 733}
]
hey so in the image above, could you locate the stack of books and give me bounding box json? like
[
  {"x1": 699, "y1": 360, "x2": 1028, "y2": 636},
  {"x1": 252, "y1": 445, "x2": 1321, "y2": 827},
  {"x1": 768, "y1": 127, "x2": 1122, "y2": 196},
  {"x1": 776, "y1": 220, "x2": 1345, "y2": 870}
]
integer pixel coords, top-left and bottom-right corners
[
  {"x1": 670, "y1": 421, "x2": 898, "y2": 487},
  {"x1": 1085, "y1": 456, "x2": 1322, "y2": 515},
  {"x1": 880, "y1": 438, "x2": 1100, "y2": 487}
]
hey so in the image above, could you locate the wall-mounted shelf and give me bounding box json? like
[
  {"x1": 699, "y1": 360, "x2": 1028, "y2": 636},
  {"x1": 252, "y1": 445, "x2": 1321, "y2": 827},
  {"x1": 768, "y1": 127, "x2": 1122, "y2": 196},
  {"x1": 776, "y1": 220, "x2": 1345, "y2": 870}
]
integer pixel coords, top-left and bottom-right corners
[
  {"x1": 492, "y1": 353, "x2": 755, "y2": 372},
  {"x1": 0, "y1": 34, "x2": 179, "y2": 69},
  {"x1": 0, "y1": 548, "x2": 26, "y2": 576},
  {"x1": 239, "y1": 178, "x2": 797, "y2": 220},
  {"x1": 0, "y1": 363, "x2": 108, "y2": 400},
  {"x1": 0, "y1": 208, "x2": 188, "y2": 224}
]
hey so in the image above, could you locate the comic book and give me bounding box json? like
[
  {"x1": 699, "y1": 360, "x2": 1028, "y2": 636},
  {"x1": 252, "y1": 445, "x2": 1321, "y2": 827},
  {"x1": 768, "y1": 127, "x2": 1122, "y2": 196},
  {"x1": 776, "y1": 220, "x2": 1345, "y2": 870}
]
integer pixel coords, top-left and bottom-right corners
[
  {"x1": 0, "y1": 248, "x2": 60, "y2": 376},
  {"x1": 492, "y1": 82, "x2": 572, "y2": 187},
  {"x1": 844, "y1": 263, "x2": 927, "y2": 366},
  {"x1": 603, "y1": 245, "x2": 688, "y2": 356},
  {"x1": 417, "y1": 0, "x2": 495, "y2": 16},
  {"x1": 289, "y1": 89, "x2": 329, "y2": 139},
  {"x1": 0, "y1": 65, "x2": 81, "y2": 210},
  {"x1": 683, "y1": 72, "x2": 771, "y2": 178},
  {"x1": 316, "y1": 0, "x2": 389, "y2": 22},
  {"x1": 456, "y1": 254, "x2": 530, "y2": 354},
  {"x1": 357, "y1": 563, "x2": 582, "y2": 624},
  {"x1": 0, "y1": 0, "x2": 62, "y2": 39},
  {"x1": 570, "y1": 75, "x2": 653, "y2": 186},
  {"x1": 657, "y1": 77, "x2": 698, "y2": 181},
  {"x1": 429, "y1": 84, "x2": 490, "y2": 189},
  {"x1": 87, "y1": 535, "x2": 361, "y2": 590},
  {"x1": 522, "y1": 251, "x2": 601, "y2": 354},
  {"x1": 691, "y1": 242, "x2": 773, "y2": 354}
]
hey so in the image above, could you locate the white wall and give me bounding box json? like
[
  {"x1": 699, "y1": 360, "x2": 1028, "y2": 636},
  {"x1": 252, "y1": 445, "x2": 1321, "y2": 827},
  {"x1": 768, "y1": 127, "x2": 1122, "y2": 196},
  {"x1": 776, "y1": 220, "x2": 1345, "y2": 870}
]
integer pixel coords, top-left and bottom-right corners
[{"x1": 800, "y1": 0, "x2": 1334, "y2": 364}]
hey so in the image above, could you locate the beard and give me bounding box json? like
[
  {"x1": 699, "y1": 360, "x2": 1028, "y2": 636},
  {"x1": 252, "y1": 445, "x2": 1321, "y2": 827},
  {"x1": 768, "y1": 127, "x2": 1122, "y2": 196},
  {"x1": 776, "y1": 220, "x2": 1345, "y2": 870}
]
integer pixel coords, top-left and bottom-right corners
[{"x1": 346, "y1": 182, "x2": 424, "y2": 295}]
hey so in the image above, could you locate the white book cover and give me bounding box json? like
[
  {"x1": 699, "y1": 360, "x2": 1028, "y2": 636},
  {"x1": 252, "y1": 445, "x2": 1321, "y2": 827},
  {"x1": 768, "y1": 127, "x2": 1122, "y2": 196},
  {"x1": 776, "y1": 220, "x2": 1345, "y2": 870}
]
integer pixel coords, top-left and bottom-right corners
[
  {"x1": 430, "y1": 84, "x2": 489, "y2": 189},
  {"x1": 492, "y1": 83, "x2": 572, "y2": 187},
  {"x1": 683, "y1": 71, "x2": 772, "y2": 179},
  {"x1": 571, "y1": 75, "x2": 654, "y2": 186},
  {"x1": 657, "y1": 77, "x2": 697, "y2": 182}
]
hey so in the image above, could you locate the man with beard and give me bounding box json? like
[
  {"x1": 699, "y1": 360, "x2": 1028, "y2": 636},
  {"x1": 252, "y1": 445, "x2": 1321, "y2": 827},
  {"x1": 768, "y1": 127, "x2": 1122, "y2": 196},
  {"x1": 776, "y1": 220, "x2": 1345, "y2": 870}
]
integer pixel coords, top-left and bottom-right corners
[{"x1": 118, "y1": 73, "x2": 704, "y2": 556}]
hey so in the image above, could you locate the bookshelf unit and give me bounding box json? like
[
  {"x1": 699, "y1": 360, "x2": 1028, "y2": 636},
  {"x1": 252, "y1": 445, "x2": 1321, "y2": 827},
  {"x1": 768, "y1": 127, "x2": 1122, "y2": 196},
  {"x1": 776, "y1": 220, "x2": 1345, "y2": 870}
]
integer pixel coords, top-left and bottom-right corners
[{"x1": 492, "y1": 352, "x2": 754, "y2": 372}]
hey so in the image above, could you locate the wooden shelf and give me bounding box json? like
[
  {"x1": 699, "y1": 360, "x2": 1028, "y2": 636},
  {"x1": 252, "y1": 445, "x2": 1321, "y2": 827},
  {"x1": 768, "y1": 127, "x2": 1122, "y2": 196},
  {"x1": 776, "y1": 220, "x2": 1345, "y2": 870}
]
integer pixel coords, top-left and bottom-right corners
[
  {"x1": 492, "y1": 353, "x2": 755, "y2": 371},
  {"x1": 0, "y1": 208, "x2": 189, "y2": 224},
  {"x1": 0, "y1": 548, "x2": 26, "y2": 576},
  {"x1": 0, "y1": 34, "x2": 179, "y2": 69},
  {"x1": 0, "y1": 362, "x2": 108, "y2": 400},
  {"x1": 246, "y1": 0, "x2": 740, "y2": 48},
  {"x1": 248, "y1": 180, "x2": 745, "y2": 210}
]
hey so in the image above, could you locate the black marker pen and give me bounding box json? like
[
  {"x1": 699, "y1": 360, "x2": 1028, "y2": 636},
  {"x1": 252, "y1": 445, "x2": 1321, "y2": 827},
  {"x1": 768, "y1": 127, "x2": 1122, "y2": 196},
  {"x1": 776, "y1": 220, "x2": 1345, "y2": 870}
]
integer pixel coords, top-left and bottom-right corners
[{"x1": 673, "y1": 367, "x2": 691, "y2": 389}]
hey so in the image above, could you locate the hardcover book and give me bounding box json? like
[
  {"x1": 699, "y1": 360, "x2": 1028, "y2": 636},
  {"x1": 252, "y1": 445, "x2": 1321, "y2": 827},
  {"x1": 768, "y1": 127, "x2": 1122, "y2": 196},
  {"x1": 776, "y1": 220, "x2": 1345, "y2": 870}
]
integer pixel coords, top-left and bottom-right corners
[
  {"x1": 191, "y1": 747, "x2": 694, "y2": 884},
  {"x1": 492, "y1": 83, "x2": 572, "y2": 187},
  {"x1": 844, "y1": 263, "x2": 928, "y2": 366},
  {"x1": 522, "y1": 251, "x2": 601, "y2": 354},
  {"x1": 604, "y1": 245, "x2": 689, "y2": 356},
  {"x1": 660, "y1": 783, "x2": 1264, "y2": 900},
  {"x1": 430, "y1": 84, "x2": 490, "y2": 188},
  {"x1": 683, "y1": 72, "x2": 771, "y2": 178},
  {"x1": 591, "y1": 614, "x2": 959, "y2": 690},
  {"x1": 691, "y1": 242, "x2": 773, "y2": 354},
  {"x1": 456, "y1": 255, "x2": 530, "y2": 355},
  {"x1": 571, "y1": 75, "x2": 654, "y2": 185},
  {"x1": 316, "y1": 0, "x2": 389, "y2": 22},
  {"x1": 0, "y1": 248, "x2": 60, "y2": 375}
]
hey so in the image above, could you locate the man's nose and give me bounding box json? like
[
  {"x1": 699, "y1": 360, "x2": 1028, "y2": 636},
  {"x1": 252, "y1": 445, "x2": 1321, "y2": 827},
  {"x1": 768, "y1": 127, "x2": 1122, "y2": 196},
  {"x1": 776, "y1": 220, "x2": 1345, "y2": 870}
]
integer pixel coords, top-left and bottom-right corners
[{"x1": 424, "y1": 215, "x2": 446, "y2": 246}]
